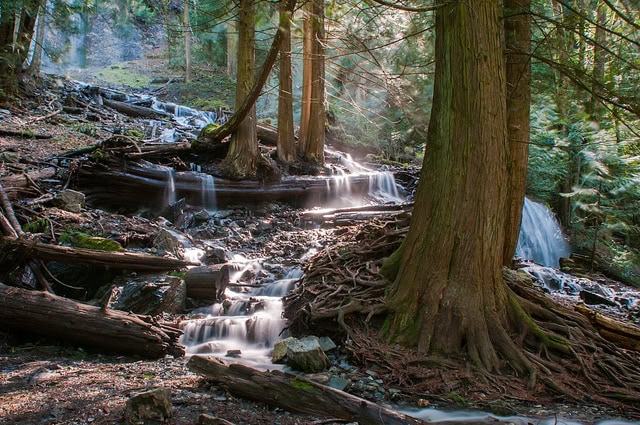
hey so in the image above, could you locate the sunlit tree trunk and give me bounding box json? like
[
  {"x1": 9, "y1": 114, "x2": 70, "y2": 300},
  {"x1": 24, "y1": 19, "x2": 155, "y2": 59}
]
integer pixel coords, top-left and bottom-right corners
[
  {"x1": 27, "y1": 2, "x2": 46, "y2": 75},
  {"x1": 184, "y1": 0, "x2": 192, "y2": 82},
  {"x1": 385, "y1": 0, "x2": 532, "y2": 374},
  {"x1": 222, "y1": 0, "x2": 257, "y2": 178},
  {"x1": 226, "y1": 19, "x2": 237, "y2": 77},
  {"x1": 297, "y1": 0, "x2": 325, "y2": 166},
  {"x1": 502, "y1": 0, "x2": 531, "y2": 265},
  {"x1": 277, "y1": 0, "x2": 296, "y2": 165}
]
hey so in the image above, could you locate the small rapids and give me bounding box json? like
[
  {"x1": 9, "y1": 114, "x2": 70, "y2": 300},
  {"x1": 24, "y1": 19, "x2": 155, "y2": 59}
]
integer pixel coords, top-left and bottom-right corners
[{"x1": 180, "y1": 260, "x2": 302, "y2": 369}]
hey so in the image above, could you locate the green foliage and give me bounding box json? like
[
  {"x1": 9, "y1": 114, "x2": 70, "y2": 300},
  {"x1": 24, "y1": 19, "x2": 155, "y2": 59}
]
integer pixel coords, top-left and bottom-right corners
[
  {"x1": 23, "y1": 218, "x2": 49, "y2": 234},
  {"x1": 60, "y1": 230, "x2": 124, "y2": 252}
]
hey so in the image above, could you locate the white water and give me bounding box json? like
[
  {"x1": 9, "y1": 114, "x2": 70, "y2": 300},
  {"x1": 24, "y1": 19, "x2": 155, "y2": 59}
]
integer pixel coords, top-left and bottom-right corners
[
  {"x1": 163, "y1": 167, "x2": 176, "y2": 207},
  {"x1": 516, "y1": 198, "x2": 571, "y2": 268},
  {"x1": 180, "y1": 262, "x2": 303, "y2": 369},
  {"x1": 200, "y1": 174, "x2": 217, "y2": 211},
  {"x1": 405, "y1": 407, "x2": 637, "y2": 425}
]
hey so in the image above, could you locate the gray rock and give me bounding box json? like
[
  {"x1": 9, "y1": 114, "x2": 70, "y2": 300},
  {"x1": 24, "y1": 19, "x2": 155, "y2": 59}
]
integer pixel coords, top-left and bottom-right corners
[
  {"x1": 111, "y1": 275, "x2": 186, "y2": 315},
  {"x1": 152, "y1": 228, "x2": 186, "y2": 259},
  {"x1": 327, "y1": 374, "x2": 350, "y2": 391},
  {"x1": 271, "y1": 337, "x2": 295, "y2": 363},
  {"x1": 52, "y1": 189, "x2": 85, "y2": 213},
  {"x1": 124, "y1": 387, "x2": 173, "y2": 425},
  {"x1": 318, "y1": 336, "x2": 337, "y2": 352},
  {"x1": 286, "y1": 336, "x2": 330, "y2": 373}
]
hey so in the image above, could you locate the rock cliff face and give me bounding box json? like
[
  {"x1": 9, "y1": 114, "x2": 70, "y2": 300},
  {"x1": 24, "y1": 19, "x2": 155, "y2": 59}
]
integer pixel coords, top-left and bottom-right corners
[{"x1": 42, "y1": 8, "x2": 165, "y2": 73}]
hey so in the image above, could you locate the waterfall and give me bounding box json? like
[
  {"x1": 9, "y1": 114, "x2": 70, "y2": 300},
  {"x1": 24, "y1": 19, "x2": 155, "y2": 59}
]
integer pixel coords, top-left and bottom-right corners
[
  {"x1": 200, "y1": 174, "x2": 217, "y2": 211},
  {"x1": 163, "y1": 168, "x2": 176, "y2": 206},
  {"x1": 516, "y1": 198, "x2": 571, "y2": 268}
]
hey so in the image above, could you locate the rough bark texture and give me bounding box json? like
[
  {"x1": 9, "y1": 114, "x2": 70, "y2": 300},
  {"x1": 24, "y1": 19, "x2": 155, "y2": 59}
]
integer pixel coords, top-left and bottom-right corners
[
  {"x1": 222, "y1": 0, "x2": 258, "y2": 178},
  {"x1": 187, "y1": 355, "x2": 428, "y2": 425},
  {"x1": 385, "y1": 0, "x2": 523, "y2": 373},
  {"x1": 502, "y1": 0, "x2": 531, "y2": 265},
  {"x1": 0, "y1": 283, "x2": 184, "y2": 358},
  {"x1": 277, "y1": 0, "x2": 296, "y2": 165},
  {"x1": 297, "y1": 0, "x2": 325, "y2": 165}
]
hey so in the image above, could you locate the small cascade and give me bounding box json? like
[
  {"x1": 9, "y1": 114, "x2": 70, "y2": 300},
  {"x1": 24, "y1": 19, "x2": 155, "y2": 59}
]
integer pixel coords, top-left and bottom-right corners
[
  {"x1": 516, "y1": 198, "x2": 571, "y2": 268},
  {"x1": 368, "y1": 171, "x2": 401, "y2": 203},
  {"x1": 325, "y1": 148, "x2": 404, "y2": 207},
  {"x1": 163, "y1": 167, "x2": 176, "y2": 206},
  {"x1": 180, "y1": 262, "x2": 303, "y2": 369},
  {"x1": 200, "y1": 174, "x2": 217, "y2": 211}
]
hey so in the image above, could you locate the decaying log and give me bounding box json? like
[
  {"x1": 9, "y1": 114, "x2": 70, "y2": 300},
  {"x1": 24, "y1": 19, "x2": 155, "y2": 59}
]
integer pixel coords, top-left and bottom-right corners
[
  {"x1": 575, "y1": 303, "x2": 640, "y2": 352},
  {"x1": 0, "y1": 128, "x2": 52, "y2": 139},
  {"x1": 187, "y1": 355, "x2": 427, "y2": 425},
  {"x1": 0, "y1": 283, "x2": 184, "y2": 358},
  {"x1": 74, "y1": 159, "x2": 373, "y2": 211},
  {"x1": 103, "y1": 98, "x2": 168, "y2": 119},
  {"x1": 1, "y1": 167, "x2": 56, "y2": 198},
  {"x1": 185, "y1": 264, "x2": 229, "y2": 301},
  {"x1": 0, "y1": 236, "x2": 196, "y2": 272}
]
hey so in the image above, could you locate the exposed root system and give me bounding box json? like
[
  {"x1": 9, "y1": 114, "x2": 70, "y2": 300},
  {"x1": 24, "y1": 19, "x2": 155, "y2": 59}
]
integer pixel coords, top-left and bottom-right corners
[{"x1": 283, "y1": 216, "x2": 640, "y2": 417}]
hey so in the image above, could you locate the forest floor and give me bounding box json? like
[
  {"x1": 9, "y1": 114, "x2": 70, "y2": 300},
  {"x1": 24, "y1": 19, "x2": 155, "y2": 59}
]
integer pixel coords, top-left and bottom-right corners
[{"x1": 1, "y1": 67, "x2": 639, "y2": 425}]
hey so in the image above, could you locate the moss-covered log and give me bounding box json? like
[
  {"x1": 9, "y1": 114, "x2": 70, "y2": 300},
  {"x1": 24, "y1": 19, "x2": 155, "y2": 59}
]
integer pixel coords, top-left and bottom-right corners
[{"x1": 187, "y1": 355, "x2": 427, "y2": 425}]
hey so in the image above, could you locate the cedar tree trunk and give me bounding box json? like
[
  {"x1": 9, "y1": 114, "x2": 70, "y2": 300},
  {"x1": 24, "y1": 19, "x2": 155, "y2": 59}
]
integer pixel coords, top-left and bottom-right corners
[
  {"x1": 502, "y1": 0, "x2": 531, "y2": 265},
  {"x1": 277, "y1": 0, "x2": 296, "y2": 165},
  {"x1": 385, "y1": 0, "x2": 530, "y2": 373},
  {"x1": 222, "y1": 0, "x2": 258, "y2": 178},
  {"x1": 297, "y1": 0, "x2": 325, "y2": 165}
]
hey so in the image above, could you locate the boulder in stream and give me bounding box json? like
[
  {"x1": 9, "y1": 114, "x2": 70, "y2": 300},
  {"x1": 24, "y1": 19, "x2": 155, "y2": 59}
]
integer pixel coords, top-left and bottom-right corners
[{"x1": 285, "y1": 336, "x2": 331, "y2": 373}]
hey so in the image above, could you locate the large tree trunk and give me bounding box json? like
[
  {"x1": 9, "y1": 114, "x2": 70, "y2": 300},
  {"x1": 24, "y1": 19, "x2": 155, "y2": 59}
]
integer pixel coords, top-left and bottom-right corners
[
  {"x1": 502, "y1": 0, "x2": 531, "y2": 265},
  {"x1": 226, "y1": 19, "x2": 237, "y2": 78},
  {"x1": 0, "y1": 283, "x2": 184, "y2": 358},
  {"x1": 297, "y1": 0, "x2": 325, "y2": 165},
  {"x1": 222, "y1": 0, "x2": 258, "y2": 178},
  {"x1": 384, "y1": 0, "x2": 529, "y2": 373},
  {"x1": 277, "y1": 0, "x2": 296, "y2": 165}
]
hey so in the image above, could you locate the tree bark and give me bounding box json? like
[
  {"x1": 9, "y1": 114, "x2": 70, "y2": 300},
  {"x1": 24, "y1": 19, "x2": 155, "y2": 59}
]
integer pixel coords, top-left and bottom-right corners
[
  {"x1": 222, "y1": 0, "x2": 258, "y2": 178},
  {"x1": 502, "y1": 0, "x2": 531, "y2": 265},
  {"x1": 385, "y1": 0, "x2": 529, "y2": 373},
  {"x1": 277, "y1": 0, "x2": 296, "y2": 165},
  {"x1": 0, "y1": 283, "x2": 184, "y2": 358},
  {"x1": 184, "y1": 0, "x2": 192, "y2": 82},
  {"x1": 187, "y1": 355, "x2": 428, "y2": 425},
  {"x1": 226, "y1": 19, "x2": 237, "y2": 78},
  {"x1": 102, "y1": 98, "x2": 168, "y2": 119},
  {"x1": 297, "y1": 0, "x2": 325, "y2": 165}
]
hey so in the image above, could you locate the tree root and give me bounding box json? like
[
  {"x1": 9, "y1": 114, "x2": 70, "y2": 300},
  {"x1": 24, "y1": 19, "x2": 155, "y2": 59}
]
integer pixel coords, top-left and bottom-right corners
[{"x1": 284, "y1": 217, "x2": 640, "y2": 416}]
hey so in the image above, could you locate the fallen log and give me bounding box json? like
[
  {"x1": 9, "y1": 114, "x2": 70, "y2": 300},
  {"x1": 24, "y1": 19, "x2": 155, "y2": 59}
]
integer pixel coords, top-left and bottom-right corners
[
  {"x1": 187, "y1": 355, "x2": 427, "y2": 425},
  {"x1": 0, "y1": 283, "x2": 184, "y2": 358},
  {"x1": 1, "y1": 167, "x2": 56, "y2": 198},
  {"x1": 185, "y1": 264, "x2": 229, "y2": 301},
  {"x1": 0, "y1": 128, "x2": 52, "y2": 139},
  {"x1": 103, "y1": 97, "x2": 168, "y2": 119},
  {"x1": 575, "y1": 303, "x2": 640, "y2": 352},
  {"x1": 74, "y1": 159, "x2": 373, "y2": 211},
  {"x1": 0, "y1": 236, "x2": 196, "y2": 272},
  {"x1": 301, "y1": 203, "x2": 413, "y2": 226}
]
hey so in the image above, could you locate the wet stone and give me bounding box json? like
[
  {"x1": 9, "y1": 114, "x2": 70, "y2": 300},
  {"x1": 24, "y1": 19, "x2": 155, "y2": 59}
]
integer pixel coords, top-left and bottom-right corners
[
  {"x1": 327, "y1": 374, "x2": 350, "y2": 391},
  {"x1": 124, "y1": 387, "x2": 173, "y2": 425}
]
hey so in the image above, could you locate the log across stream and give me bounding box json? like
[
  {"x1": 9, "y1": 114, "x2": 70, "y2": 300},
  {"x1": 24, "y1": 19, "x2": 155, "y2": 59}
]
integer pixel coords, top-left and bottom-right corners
[{"x1": 74, "y1": 158, "x2": 402, "y2": 212}]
